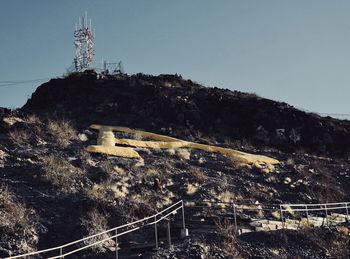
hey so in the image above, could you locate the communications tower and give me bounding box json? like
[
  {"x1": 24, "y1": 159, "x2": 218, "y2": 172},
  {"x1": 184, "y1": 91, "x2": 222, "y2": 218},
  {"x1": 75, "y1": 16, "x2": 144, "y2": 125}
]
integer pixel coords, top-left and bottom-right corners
[{"x1": 73, "y1": 12, "x2": 94, "y2": 72}]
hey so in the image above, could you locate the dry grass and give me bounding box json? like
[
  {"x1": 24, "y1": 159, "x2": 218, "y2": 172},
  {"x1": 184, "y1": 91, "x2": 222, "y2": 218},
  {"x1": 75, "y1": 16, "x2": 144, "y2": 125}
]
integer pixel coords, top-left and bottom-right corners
[
  {"x1": 87, "y1": 184, "x2": 108, "y2": 203},
  {"x1": 218, "y1": 191, "x2": 235, "y2": 204},
  {"x1": 307, "y1": 165, "x2": 345, "y2": 203},
  {"x1": 177, "y1": 148, "x2": 191, "y2": 160},
  {"x1": 8, "y1": 117, "x2": 77, "y2": 150},
  {"x1": 191, "y1": 167, "x2": 207, "y2": 183},
  {"x1": 9, "y1": 118, "x2": 77, "y2": 149},
  {"x1": 198, "y1": 157, "x2": 206, "y2": 164},
  {"x1": 286, "y1": 158, "x2": 295, "y2": 166},
  {"x1": 47, "y1": 119, "x2": 77, "y2": 148},
  {"x1": 99, "y1": 160, "x2": 115, "y2": 174},
  {"x1": 24, "y1": 114, "x2": 41, "y2": 124},
  {"x1": 129, "y1": 193, "x2": 144, "y2": 204},
  {"x1": 77, "y1": 148, "x2": 93, "y2": 168},
  {"x1": 87, "y1": 179, "x2": 129, "y2": 204},
  {"x1": 127, "y1": 192, "x2": 173, "y2": 211},
  {"x1": 186, "y1": 183, "x2": 198, "y2": 195},
  {"x1": 8, "y1": 129, "x2": 31, "y2": 147},
  {"x1": 113, "y1": 166, "x2": 125, "y2": 175},
  {"x1": 282, "y1": 205, "x2": 295, "y2": 216},
  {"x1": 229, "y1": 156, "x2": 245, "y2": 169},
  {"x1": 337, "y1": 226, "x2": 349, "y2": 236},
  {"x1": 146, "y1": 168, "x2": 159, "y2": 177},
  {"x1": 81, "y1": 209, "x2": 113, "y2": 252},
  {"x1": 134, "y1": 157, "x2": 145, "y2": 167},
  {"x1": 41, "y1": 154, "x2": 83, "y2": 194},
  {"x1": 0, "y1": 184, "x2": 29, "y2": 231},
  {"x1": 0, "y1": 184, "x2": 38, "y2": 254},
  {"x1": 122, "y1": 194, "x2": 158, "y2": 220},
  {"x1": 165, "y1": 148, "x2": 176, "y2": 156},
  {"x1": 215, "y1": 218, "x2": 243, "y2": 258},
  {"x1": 271, "y1": 210, "x2": 281, "y2": 219}
]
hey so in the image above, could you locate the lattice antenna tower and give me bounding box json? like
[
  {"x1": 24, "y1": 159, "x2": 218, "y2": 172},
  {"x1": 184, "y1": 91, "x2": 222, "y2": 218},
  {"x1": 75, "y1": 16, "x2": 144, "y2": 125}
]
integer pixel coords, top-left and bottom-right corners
[
  {"x1": 116, "y1": 61, "x2": 125, "y2": 74},
  {"x1": 73, "y1": 12, "x2": 94, "y2": 72}
]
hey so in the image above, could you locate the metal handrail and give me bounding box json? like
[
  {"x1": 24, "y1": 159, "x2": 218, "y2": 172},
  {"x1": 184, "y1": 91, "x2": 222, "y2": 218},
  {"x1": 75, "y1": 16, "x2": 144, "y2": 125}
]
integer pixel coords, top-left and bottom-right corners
[
  {"x1": 6, "y1": 201, "x2": 185, "y2": 259},
  {"x1": 49, "y1": 205, "x2": 184, "y2": 259},
  {"x1": 281, "y1": 201, "x2": 350, "y2": 208},
  {"x1": 185, "y1": 200, "x2": 350, "y2": 233},
  {"x1": 281, "y1": 205, "x2": 349, "y2": 212},
  {"x1": 6, "y1": 199, "x2": 350, "y2": 258},
  {"x1": 185, "y1": 200, "x2": 350, "y2": 208}
]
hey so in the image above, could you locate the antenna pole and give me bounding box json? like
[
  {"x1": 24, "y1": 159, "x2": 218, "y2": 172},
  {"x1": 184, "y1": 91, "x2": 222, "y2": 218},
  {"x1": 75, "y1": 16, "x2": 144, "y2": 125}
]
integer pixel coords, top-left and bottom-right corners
[{"x1": 73, "y1": 12, "x2": 94, "y2": 72}]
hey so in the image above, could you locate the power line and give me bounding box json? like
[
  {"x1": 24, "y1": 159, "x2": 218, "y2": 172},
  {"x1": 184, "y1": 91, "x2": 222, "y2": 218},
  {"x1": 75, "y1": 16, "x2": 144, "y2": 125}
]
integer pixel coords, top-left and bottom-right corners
[
  {"x1": 0, "y1": 77, "x2": 52, "y2": 88},
  {"x1": 294, "y1": 105, "x2": 350, "y2": 118}
]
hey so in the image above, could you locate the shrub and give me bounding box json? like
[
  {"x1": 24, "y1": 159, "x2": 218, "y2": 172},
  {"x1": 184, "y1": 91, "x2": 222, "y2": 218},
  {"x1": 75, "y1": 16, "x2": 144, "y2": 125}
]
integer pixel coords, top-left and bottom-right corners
[
  {"x1": 47, "y1": 119, "x2": 77, "y2": 148},
  {"x1": 191, "y1": 167, "x2": 207, "y2": 183},
  {"x1": 198, "y1": 157, "x2": 206, "y2": 164},
  {"x1": 87, "y1": 179, "x2": 129, "y2": 205},
  {"x1": 337, "y1": 226, "x2": 349, "y2": 236},
  {"x1": 165, "y1": 148, "x2": 176, "y2": 156},
  {"x1": 215, "y1": 218, "x2": 243, "y2": 258},
  {"x1": 271, "y1": 210, "x2": 281, "y2": 219},
  {"x1": 81, "y1": 209, "x2": 113, "y2": 252},
  {"x1": 177, "y1": 148, "x2": 191, "y2": 160},
  {"x1": 24, "y1": 114, "x2": 41, "y2": 125},
  {"x1": 41, "y1": 154, "x2": 83, "y2": 194},
  {"x1": 218, "y1": 191, "x2": 235, "y2": 204},
  {"x1": 307, "y1": 166, "x2": 345, "y2": 203},
  {"x1": 0, "y1": 184, "x2": 28, "y2": 231},
  {"x1": 186, "y1": 183, "x2": 198, "y2": 195},
  {"x1": 286, "y1": 158, "x2": 295, "y2": 166},
  {"x1": 229, "y1": 155, "x2": 245, "y2": 169},
  {"x1": 0, "y1": 184, "x2": 38, "y2": 255},
  {"x1": 8, "y1": 129, "x2": 31, "y2": 147},
  {"x1": 146, "y1": 168, "x2": 159, "y2": 178}
]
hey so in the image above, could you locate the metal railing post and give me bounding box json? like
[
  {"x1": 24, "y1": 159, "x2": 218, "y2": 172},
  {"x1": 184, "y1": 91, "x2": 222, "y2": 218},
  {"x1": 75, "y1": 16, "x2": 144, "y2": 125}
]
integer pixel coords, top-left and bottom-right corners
[
  {"x1": 59, "y1": 247, "x2": 62, "y2": 258},
  {"x1": 181, "y1": 201, "x2": 186, "y2": 230},
  {"x1": 325, "y1": 204, "x2": 329, "y2": 226},
  {"x1": 154, "y1": 215, "x2": 158, "y2": 249},
  {"x1": 233, "y1": 203, "x2": 238, "y2": 234},
  {"x1": 305, "y1": 205, "x2": 310, "y2": 227},
  {"x1": 167, "y1": 220, "x2": 171, "y2": 248},
  {"x1": 345, "y1": 203, "x2": 349, "y2": 222},
  {"x1": 115, "y1": 229, "x2": 118, "y2": 259},
  {"x1": 280, "y1": 205, "x2": 285, "y2": 229}
]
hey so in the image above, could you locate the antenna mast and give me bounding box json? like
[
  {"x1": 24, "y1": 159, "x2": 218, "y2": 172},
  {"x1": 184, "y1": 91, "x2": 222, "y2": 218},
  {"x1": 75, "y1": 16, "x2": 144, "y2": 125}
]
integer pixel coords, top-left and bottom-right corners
[{"x1": 73, "y1": 12, "x2": 94, "y2": 72}]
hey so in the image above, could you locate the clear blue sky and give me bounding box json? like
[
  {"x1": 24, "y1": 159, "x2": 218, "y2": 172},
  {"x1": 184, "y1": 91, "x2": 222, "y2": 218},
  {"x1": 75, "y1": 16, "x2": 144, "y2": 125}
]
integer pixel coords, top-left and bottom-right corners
[{"x1": 0, "y1": 0, "x2": 349, "y2": 116}]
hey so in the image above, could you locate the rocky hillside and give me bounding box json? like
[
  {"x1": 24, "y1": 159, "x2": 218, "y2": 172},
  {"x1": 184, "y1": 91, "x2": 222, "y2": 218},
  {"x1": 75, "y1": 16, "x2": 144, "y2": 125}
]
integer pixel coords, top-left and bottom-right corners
[
  {"x1": 0, "y1": 71, "x2": 349, "y2": 258},
  {"x1": 23, "y1": 70, "x2": 350, "y2": 157}
]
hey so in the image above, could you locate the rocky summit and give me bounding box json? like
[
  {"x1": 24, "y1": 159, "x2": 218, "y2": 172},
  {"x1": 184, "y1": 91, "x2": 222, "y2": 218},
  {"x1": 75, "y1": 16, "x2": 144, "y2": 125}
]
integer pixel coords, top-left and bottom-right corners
[{"x1": 0, "y1": 71, "x2": 349, "y2": 258}]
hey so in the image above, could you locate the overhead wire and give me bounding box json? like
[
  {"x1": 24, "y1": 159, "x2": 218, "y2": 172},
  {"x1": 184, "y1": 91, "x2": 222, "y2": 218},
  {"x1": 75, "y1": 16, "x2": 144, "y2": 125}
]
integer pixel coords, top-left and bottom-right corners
[
  {"x1": 294, "y1": 105, "x2": 350, "y2": 118},
  {"x1": 0, "y1": 77, "x2": 52, "y2": 88}
]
